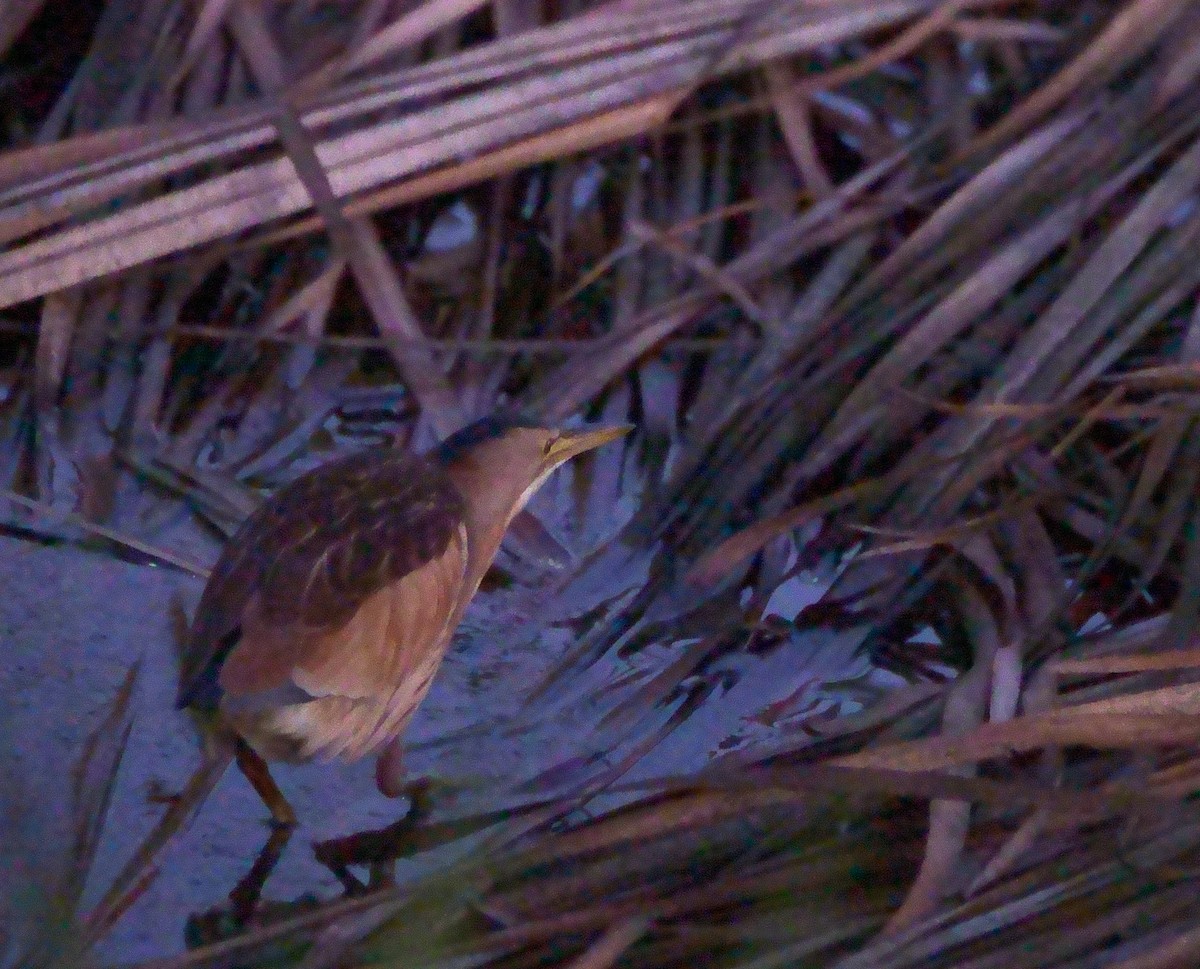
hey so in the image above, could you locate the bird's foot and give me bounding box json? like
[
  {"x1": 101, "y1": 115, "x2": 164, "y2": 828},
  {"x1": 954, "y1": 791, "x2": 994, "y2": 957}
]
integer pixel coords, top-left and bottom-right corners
[{"x1": 312, "y1": 778, "x2": 433, "y2": 895}]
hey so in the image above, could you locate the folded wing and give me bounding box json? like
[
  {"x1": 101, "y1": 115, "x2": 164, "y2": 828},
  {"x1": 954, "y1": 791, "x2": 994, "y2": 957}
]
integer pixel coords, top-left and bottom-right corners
[{"x1": 177, "y1": 448, "x2": 467, "y2": 714}]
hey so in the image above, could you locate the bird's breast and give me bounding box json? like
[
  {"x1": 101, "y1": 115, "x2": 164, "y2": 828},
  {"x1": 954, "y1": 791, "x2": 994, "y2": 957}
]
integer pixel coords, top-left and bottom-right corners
[{"x1": 230, "y1": 675, "x2": 437, "y2": 763}]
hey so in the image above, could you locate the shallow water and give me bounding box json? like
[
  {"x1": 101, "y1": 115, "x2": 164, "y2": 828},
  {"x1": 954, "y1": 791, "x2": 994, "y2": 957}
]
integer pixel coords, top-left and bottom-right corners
[
  {"x1": 0, "y1": 454, "x2": 865, "y2": 962},
  {"x1": 0, "y1": 468, "x2": 645, "y2": 961}
]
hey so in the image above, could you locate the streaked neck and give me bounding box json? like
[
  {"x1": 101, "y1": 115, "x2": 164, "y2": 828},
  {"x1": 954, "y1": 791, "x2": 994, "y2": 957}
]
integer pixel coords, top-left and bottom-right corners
[{"x1": 444, "y1": 456, "x2": 553, "y2": 597}]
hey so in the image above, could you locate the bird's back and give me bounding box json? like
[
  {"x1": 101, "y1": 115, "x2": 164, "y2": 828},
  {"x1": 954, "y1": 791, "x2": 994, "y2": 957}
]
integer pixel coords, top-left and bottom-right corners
[{"x1": 177, "y1": 447, "x2": 467, "y2": 719}]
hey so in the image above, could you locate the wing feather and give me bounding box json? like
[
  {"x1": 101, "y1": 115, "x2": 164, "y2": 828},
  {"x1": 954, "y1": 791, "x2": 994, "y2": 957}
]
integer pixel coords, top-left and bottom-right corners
[
  {"x1": 300, "y1": 524, "x2": 467, "y2": 695},
  {"x1": 219, "y1": 525, "x2": 468, "y2": 760},
  {"x1": 222, "y1": 525, "x2": 467, "y2": 700},
  {"x1": 177, "y1": 448, "x2": 465, "y2": 710}
]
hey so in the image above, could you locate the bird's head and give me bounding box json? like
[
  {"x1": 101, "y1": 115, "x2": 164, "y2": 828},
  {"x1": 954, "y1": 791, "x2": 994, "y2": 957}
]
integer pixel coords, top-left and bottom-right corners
[{"x1": 436, "y1": 414, "x2": 631, "y2": 521}]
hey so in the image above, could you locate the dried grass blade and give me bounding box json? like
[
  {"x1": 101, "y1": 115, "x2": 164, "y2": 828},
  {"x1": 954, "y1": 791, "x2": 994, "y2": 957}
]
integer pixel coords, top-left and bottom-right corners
[
  {"x1": 13, "y1": 665, "x2": 136, "y2": 969},
  {"x1": 994, "y1": 134, "x2": 1200, "y2": 404},
  {"x1": 539, "y1": 302, "x2": 698, "y2": 420},
  {"x1": 0, "y1": 43, "x2": 703, "y2": 307},
  {"x1": 83, "y1": 746, "x2": 234, "y2": 945},
  {"x1": 229, "y1": 1, "x2": 465, "y2": 433},
  {"x1": 65, "y1": 665, "x2": 137, "y2": 916},
  {"x1": 963, "y1": 0, "x2": 1194, "y2": 158},
  {"x1": 627, "y1": 218, "x2": 766, "y2": 325},
  {"x1": 259, "y1": 259, "x2": 347, "y2": 334},
  {"x1": 764, "y1": 62, "x2": 833, "y2": 199},
  {"x1": 809, "y1": 185, "x2": 1114, "y2": 470},
  {"x1": 0, "y1": 0, "x2": 941, "y2": 307},
  {"x1": 1108, "y1": 926, "x2": 1200, "y2": 969},
  {"x1": 1052, "y1": 650, "x2": 1200, "y2": 676},
  {"x1": 884, "y1": 587, "x2": 995, "y2": 935},
  {"x1": 1, "y1": 487, "x2": 210, "y2": 577},
  {"x1": 951, "y1": 17, "x2": 1067, "y2": 43},
  {"x1": 340, "y1": 0, "x2": 492, "y2": 77},
  {"x1": 257, "y1": 93, "x2": 679, "y2": 253},
  {"x1": 686, "y1": 473, "x2": 900, "y2": 587},
  {"x1": 0, "y1": 0, "x2": 46, "y2": 57},
  {"x1": 34, "y1": 289, "x2": 80, "y2": 411},
  {"x1": 564, "y1": 917, "x2": 651, "y2": 969},
  {"x1": 837, "y1": 687, "x2": 1200, "y2": 774},
  {"x1": 853, "y1": 108, "x2": 1090, "y2": 299},
  {"x1": 177, "y1": 0, "x2": 236, "y2": 72}
]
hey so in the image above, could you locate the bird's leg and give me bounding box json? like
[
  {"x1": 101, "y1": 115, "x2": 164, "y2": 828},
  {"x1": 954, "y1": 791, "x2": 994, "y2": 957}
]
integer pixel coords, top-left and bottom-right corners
[
  {"x1": 375, "y1": 736, "x2": 407, "y2": 798},
  {"x1": 234, "y1": 738, "x2": 297, "y2": 828},
  {"x1": 204, "y1": 739, "x2": 297, "y2": 927},
  {"x1": 312, "y1": 779, "x2": 433, "y2": 894},
  {"x1": 229, "y1": 825, "x2": 293, "y2": 925}
]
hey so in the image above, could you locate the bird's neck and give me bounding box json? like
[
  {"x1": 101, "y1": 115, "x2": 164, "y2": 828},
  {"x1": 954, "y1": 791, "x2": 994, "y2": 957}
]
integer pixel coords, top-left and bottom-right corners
[{"x1": 444, "y1": 457, "x2": 552, "y2": 597}]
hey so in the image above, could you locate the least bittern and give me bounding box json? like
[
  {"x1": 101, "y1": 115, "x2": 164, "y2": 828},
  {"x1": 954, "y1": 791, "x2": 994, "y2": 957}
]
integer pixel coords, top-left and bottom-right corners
[{"x1": 176, "y1": 414, "x2": 630, "y2": 828}]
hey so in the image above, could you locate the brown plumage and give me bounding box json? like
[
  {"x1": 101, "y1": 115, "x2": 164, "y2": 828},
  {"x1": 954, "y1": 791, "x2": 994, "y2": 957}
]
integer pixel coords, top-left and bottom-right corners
[{"x1": 177, "y1": 415, "x2": 629, "y2": 821}]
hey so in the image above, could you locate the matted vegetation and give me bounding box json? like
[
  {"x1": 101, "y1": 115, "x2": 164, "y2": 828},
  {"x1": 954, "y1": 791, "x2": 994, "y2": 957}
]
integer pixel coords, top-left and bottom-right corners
[{"x1": 5, "y1": 0, "x2": 1200, "y2": 966}]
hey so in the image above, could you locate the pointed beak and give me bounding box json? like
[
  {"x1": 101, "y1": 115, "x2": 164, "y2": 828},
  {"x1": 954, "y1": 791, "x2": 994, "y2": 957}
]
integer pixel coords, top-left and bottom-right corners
[{"x1": 547, "y1": 423, "x2": 633, "y2": 465}]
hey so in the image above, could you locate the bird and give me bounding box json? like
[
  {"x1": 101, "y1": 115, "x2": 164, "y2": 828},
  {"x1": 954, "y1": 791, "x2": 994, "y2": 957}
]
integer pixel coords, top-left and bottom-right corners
[{"x1": 175, "y1": 413, "x2": 630, "y2": 826}]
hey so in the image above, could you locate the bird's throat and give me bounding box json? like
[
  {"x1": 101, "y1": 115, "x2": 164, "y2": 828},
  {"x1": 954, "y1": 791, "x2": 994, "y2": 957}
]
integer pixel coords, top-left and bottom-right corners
[{"x1": 445, "y1": 457, "x2": 556, "y2": 598}]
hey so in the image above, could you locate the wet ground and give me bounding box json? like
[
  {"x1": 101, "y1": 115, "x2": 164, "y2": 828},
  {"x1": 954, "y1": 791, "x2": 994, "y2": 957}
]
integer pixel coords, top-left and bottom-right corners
[
  {"x1": 0, "y1": 545, "x2": 596, "y2": 959},
  {"x1": 0, "y1": 461, "x2": 869, "y2": 962},
  {"x1": 0, "y1": 465, "x2": 646, "y2": 962}
]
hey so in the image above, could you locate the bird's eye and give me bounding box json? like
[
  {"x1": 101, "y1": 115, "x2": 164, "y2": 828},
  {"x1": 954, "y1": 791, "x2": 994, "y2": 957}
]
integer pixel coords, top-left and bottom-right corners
[{"x1": 543, "y1": 436, "x2": 557, "y2": 456}]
